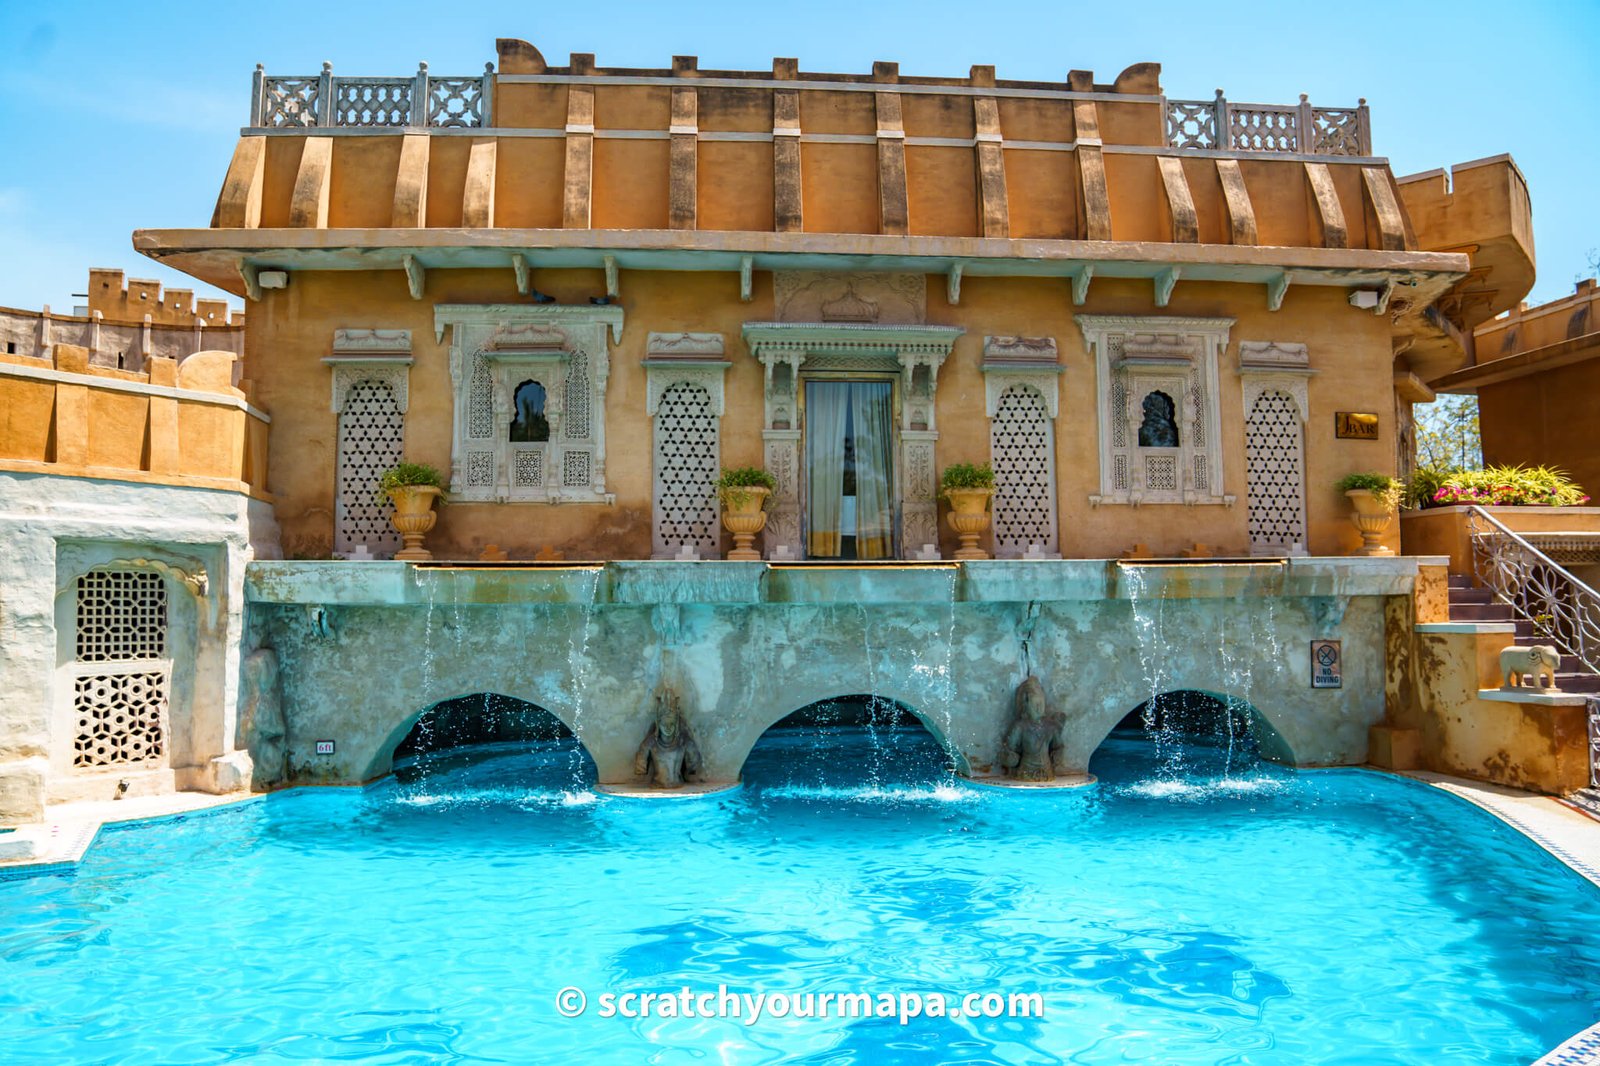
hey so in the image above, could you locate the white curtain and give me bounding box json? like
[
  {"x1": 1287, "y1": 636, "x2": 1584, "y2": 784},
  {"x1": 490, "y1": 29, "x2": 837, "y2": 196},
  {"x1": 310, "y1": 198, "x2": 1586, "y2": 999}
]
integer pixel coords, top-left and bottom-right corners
[
  {"x1": 806, "y1": 383, "x2": 849, "y2": 557},
  {"x1": 851, "y1": 382, "x2": 894, "y2": 559}
]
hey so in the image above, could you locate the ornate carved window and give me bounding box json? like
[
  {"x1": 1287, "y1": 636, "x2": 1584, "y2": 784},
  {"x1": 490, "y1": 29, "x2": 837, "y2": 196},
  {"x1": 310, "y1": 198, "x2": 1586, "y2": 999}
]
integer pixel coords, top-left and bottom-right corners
[
  {"x1": 71, "y1": 569, "x2": 170, "y2": 769},
  {"x1": 982, "y1": 337, "x2": 1062, "y2": 557},
  {"x1": 645, "y1": 333, "x2": 729, "y2": 558},
  {"x1": 1077, "y1": 316, "x2": 1233, "y2": 507},
  {"x1": 1239, "y1": 341, "x2": 1314, "y2": 555},
  {"x1": 434, "y1": 305, "x2": 622, "y2": 504},
  {"x1": 325, "y1": 330, "x2": 411, "y2": 558}
]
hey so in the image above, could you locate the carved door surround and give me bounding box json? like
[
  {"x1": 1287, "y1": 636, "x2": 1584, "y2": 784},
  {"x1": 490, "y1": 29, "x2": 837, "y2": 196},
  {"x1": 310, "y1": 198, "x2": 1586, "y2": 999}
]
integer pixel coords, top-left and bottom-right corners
[
  {"x1": 434, "y1": 304, "x2": 622, "y2": 504},
  {"x1": 742, "y1": 322, "x2": 963, "y2": 558}
]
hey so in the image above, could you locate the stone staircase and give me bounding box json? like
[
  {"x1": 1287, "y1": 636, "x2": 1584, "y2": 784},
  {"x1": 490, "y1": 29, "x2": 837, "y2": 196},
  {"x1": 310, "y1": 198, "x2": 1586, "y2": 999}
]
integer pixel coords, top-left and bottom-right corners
[{"x1": 1447, "y1": 574, "x2": 1600, "y2": 695}]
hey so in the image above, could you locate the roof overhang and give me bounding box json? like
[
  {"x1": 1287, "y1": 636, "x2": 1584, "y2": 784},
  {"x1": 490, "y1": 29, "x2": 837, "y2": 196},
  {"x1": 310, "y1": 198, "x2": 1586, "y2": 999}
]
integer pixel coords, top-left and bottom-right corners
[{"x1": 1431, "y1": 331, "x2": 1600, "y2": 394}]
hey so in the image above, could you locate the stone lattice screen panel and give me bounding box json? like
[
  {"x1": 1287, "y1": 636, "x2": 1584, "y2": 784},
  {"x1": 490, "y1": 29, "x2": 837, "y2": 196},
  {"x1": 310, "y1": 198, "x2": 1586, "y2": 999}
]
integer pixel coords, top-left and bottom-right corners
[{"x1": 71, "y1": 569, "x2": 172, "y2": 769}]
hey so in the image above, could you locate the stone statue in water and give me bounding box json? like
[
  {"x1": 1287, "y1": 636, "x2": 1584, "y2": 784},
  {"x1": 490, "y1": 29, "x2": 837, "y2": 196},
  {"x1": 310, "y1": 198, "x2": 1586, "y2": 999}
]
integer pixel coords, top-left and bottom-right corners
[
  {"x1": 1000, "y1": 675, "x2": 1066, "y2": 781},
  {"x1": 634, "y1": 681, "x2": 704, "y2": 789}
]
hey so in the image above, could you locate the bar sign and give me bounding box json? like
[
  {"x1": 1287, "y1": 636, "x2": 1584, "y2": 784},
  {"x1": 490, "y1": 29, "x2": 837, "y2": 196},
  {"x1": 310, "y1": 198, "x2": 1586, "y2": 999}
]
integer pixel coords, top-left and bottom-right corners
[
  {"x1": 1311, "y1": 640, "x2": 1342, "y2": 689},
  {"x1": 315, "y1": 740, "x2": 335, "y2": 755}
]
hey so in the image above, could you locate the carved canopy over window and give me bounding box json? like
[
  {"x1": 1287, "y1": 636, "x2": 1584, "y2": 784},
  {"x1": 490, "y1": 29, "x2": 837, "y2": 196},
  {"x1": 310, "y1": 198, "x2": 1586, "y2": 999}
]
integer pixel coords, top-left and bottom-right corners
[
  {"x1": 434, "y1": 304, "x2": 622, "y2": 504},
  {"x1": 1076, "y1": 315, "x2": 1233, "y2": 507}
]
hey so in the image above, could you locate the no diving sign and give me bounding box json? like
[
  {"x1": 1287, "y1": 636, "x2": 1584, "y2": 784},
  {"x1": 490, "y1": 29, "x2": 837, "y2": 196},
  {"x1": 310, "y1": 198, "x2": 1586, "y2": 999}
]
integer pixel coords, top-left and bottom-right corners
[{"x1": 1311, "y1": 640, "x2": 1342, "y2": 689}]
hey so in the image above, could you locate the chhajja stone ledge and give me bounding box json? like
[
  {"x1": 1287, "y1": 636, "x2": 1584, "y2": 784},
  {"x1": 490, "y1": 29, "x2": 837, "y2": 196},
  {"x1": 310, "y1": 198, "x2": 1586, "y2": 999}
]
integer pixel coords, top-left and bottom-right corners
[{"x1": 244, "y1": 557, "x2": 1423, "y2": 607}]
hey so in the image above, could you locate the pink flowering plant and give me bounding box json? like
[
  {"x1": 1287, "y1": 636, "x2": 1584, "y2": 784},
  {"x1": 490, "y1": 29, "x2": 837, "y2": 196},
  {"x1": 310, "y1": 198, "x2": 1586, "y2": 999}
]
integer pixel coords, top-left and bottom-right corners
[{"x1": 1406, "y1": 465, "x2": 1589, "y2": 509}]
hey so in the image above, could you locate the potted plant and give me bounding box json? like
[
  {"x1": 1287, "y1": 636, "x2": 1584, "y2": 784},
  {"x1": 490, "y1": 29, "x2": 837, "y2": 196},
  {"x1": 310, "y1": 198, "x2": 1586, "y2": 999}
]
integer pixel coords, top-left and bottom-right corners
[
  {"x1": 1399, "y1": 464, "x2": 1594, "y2": 575},
  {"x1": 941, "y1": 462, "x2": 995, "y2": 561},
  {"x1": 377, "y1": 462, "x2": 448, "y2": 561},
  {"x1": 1336, "y1": 472, "x2": 1401, "y2": 557},
  {"x1": 716, "y1": 467, "x2": 777, "y2": 561}
]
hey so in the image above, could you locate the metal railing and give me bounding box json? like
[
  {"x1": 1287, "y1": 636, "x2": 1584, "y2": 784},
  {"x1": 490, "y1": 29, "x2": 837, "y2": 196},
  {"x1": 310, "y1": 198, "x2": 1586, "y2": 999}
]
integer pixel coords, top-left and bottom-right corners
[
  {"x1": 1165, "y1": 91, "x2": 1371, "y2": 156},
  {"x1": 1466, "y1": 505, "x2": 1600, "y2": 673},
  {"x1": 250, "y1": 62, "x2": 494, "y2": 129}
]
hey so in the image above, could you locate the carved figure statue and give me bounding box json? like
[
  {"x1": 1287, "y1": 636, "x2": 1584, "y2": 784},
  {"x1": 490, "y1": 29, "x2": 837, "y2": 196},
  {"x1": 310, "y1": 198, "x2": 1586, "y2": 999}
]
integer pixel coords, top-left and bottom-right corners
[
  {"x1": 240, "y1": 648, "x2": 288, "y2": 788},
  {"x1": 1000, "y1": 675, "x2": 1067, "y2": 781},
  {"x1": 1138, "y1": 391, "x2": 1179, "y2": 448},
  {"x1": 1500, "y1": 644, "x2": 1561, "y2": 690},
  {"x1": 634, "y1": 681, "x2": 703, "y2": 789}
]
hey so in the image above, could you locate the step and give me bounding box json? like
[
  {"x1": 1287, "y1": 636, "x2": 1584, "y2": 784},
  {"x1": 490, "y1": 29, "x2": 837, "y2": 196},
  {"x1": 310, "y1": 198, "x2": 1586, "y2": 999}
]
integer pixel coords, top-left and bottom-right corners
[
  {"x1": 1449, "y1": 603, "x2": 1517, "y2": 622},
  {"x1": 1447, "y1": 574, "x2": 1475, "y2": 589},
  {"x1": 1555, "y1": 673, "x2": 1600, "y2": 695},
  {"x1": 1447, "y1": 587, "x2": 1495, "y2": 606}
]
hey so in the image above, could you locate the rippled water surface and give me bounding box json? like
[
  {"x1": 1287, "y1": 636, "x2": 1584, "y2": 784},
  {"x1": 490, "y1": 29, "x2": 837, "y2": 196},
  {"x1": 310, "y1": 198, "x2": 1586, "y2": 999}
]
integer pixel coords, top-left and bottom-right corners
[{"x1": 3, "y1": 729, "x2": 1598, "y2": 1065}]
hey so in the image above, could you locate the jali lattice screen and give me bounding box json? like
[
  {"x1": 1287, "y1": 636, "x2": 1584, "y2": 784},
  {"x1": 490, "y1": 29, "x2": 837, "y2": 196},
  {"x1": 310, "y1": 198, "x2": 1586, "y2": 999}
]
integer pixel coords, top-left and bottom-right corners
[
  {"x1": 336, "y1": 380, "x2": 404, "y2": 556},
  {"x1": 652, "y1": 382, "x2": 720, "y2": 556},
  {"x1": 72, "y1": 570, "x2": 170, "y2": 769},
  {"x1": 990, "y1": 384, "x2": 1058, "y2": 555}
]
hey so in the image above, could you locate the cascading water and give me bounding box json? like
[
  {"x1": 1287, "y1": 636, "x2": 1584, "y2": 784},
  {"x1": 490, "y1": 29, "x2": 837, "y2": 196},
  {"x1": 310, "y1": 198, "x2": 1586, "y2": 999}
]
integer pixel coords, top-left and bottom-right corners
[{"x1": 558, "y1": 568, "x2": 603, "y2": 802}]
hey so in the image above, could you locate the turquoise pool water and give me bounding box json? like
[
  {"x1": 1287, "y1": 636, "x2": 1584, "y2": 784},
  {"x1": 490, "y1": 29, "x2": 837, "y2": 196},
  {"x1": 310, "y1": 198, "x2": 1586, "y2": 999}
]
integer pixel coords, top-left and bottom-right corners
[{"x1": 3, "y1": 729, "x2": 1597, "y2": 1064}]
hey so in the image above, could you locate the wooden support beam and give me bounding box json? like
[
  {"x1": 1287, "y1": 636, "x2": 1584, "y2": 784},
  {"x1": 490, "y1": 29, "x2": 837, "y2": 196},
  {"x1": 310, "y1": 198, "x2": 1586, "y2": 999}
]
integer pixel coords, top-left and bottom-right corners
[
  {"x1": 873, "y1": 62, "x2": 909, "y2": 237},
  {"x1": 1154, "y1": 265, "x2": 1181, "y2": 307},
  {"x1": 947, "y1": 263, "x2": 963, "y2": 306},
  {"x1": 772, "y1": 58, "x2": 803, "y2": 234},
  {"x1": 1156, "y1": 156, "x2": 1199, "y2": 244},
  {"x1": 739, "y1": 255, "x2": 754, "y2": 302},
  {"x1": 669, "y1": 59, "x2": 698, "y2": 231},
  {"x1": 1214, "y1": 159, "x2": 1257, "y2": 246},
  {"x1": 971, "y1": 66, "x2": 1009, "y2": 239},
  {"x1": 212, "y1": 136, "x2": 265, "y2": 229},
  {"x1": 403, "y1": 254, "x2": 424, "y2": 300},
  {"x1": 391, "y1": 134, "x2": 430, "y2": 227},
  {"x1": 1361, "y1": 166, "x2": 1409, "y2": 251},
  {"x1": 513, "y1": 253, "x2": 531, "y2": 296},
  {"x1": 562, "y1": 70, "x2": 596, "y2": 229},
  {"x1": 288, "y1": 136, "x2": 332, "y2": 228},
  {"x1": 1267, "y1": 271, "x2": 1290, "y2": 311},
  {"x1": 1304, "y1": 162, "x2": 1348, "y2": 250},
  {"x1": 462, "y1": 138, "x2": 498, "y2": 228}
]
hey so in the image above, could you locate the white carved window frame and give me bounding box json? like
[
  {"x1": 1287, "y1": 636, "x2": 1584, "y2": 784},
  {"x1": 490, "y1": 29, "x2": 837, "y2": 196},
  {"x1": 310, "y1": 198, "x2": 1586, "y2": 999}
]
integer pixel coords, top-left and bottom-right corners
[
  {"x1": 1238, "y1": 341, "x2": 1316, "y2": 555},
  {"x1": 325, "y1": 329, "x2": 412, "y2": 556},
  {"x1": 1077, "y1": 315, "x2": 1233, "y2": 507},
  {"x1": 434, "y1": 304, "x2": 622, "y2": 505},
  {"x1": 982, "y1": 337, "x2": 1063, "y2": 557},
  {"x1": 645, "y1": 332, "x2": 730, "y2": 558}
]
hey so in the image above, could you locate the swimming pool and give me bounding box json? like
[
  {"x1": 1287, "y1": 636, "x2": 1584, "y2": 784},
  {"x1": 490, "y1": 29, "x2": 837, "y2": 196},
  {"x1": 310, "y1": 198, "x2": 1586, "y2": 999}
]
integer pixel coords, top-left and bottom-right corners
[{"x1": 3, "y1": 729, "x2": 1596, "y2": 1064}]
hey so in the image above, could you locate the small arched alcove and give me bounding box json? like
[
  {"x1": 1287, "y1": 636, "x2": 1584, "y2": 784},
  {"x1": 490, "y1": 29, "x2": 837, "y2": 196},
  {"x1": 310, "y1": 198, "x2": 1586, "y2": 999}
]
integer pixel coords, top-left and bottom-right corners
[
  {"x1": 738, "y1": 694, "x2": 962, "y2": 792},
  {"x1": 393, "y1": 692, "x2": 595, "y2": 788},
  {"x1": 1089, "y1": 689, "x2": 1294, "y2": 783}
]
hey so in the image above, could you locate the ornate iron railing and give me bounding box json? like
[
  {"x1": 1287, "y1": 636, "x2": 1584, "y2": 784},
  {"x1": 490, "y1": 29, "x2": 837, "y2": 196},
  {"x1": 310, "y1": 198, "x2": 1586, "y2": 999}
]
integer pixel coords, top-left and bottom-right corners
[
  {"x1": 250, "y1": 63, "x2": 494, "y2": 129},
  {"x1": 1466, "y1": 505, "x2": 1600, "y2": 673},
  {"x1": 1165, "y1": 91, "x2": 1371, "y2": 156}
]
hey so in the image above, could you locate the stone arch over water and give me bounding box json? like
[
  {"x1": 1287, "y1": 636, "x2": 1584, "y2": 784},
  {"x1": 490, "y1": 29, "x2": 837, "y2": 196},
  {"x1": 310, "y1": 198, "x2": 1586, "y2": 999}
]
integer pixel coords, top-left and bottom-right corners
[
  {"x1": 727, "y1": 692, "x2": 972, "y2": 781},
  {"x1": 372, "y1": 689, "x2": 594, "y2": 781},
  {"x1": 1084, "y1": 688, "x2": 1296, "y2": 768}
]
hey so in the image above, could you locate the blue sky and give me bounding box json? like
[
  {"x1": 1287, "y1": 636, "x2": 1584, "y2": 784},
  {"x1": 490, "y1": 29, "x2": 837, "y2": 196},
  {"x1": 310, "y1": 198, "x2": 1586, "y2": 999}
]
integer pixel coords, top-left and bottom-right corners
[{"x1": 1, "y1": 0, "x2": 1594, "y2": 314}]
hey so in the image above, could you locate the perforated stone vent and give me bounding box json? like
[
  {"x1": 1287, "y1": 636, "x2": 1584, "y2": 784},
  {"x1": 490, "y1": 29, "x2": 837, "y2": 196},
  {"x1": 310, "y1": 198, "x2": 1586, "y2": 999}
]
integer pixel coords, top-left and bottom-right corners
[
  {"x1": 1245, "y1": 390, "x2": 1306, "y2": 551},
  {"x1": 990, "y1": 385, "x2": 1057, "y2": 555},
  {"x1": 72, "y1": 569, "x2": 170, "y2": 769},
  {"x1": 335, "y1": 380, "x2": 404, "y2": 557},
  {"x1": 653, "y1": 382, "x2": 720, "y2": 555},
  {"x1": 75, "y1": 570, "x2": 167, "y2": 661}
]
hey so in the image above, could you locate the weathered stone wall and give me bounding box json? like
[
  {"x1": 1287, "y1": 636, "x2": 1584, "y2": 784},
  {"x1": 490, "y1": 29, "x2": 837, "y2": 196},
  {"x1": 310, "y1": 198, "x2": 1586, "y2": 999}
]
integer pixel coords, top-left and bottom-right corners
[{"x1": 246, "y1": 558, "x2": 1412, "y2": 787}]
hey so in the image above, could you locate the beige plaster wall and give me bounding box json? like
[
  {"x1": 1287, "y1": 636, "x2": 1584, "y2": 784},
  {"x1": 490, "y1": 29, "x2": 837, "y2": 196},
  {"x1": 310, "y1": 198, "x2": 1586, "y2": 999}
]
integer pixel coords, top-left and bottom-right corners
[{"x1": 248, "y1": 268, "x2": 1400, "y2": 561}]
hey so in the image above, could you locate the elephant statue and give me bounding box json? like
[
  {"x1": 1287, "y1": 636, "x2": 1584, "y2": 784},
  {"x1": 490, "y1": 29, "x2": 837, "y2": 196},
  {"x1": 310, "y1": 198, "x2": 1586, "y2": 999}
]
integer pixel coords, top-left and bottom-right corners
[{"x1": 1499, "y1": 644, "x2": 1561, "y2": 691}]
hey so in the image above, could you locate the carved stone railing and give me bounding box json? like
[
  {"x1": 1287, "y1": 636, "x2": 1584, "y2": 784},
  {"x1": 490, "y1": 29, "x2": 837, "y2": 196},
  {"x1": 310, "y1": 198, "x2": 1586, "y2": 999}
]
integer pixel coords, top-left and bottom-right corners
[
  {"x1": 250, "y1": 63, "x2": 494, "y2": 129},
  {"x1": 1165, "y1": 91, "x2": 1371, "y2": 156},
  {"x1": 1466, "y1": 505, "x2": 1600, "y2": 674}
]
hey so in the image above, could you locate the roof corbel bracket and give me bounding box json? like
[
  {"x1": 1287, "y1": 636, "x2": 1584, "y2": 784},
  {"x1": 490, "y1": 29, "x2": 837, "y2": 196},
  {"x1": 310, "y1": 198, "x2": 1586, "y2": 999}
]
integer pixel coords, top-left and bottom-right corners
[
  {"x1": 1154, "y1": 265, "x2": 1181, "y2": 308},
  {"x1": 1267, "y1": 271, "x2": 1290, "y2": 312},
  {"x1": 1374, "y1": 277, "x2": 1396, "y2": 316},
  {"x1": 239, "y1": 261, "x2": 262, "y2": 303},
  {"x1": 604, "y1": 255, "x2": 619, "y2": 299},
  {"x1": 1071, "y1": 264, "x2": 1093, "y2": 306},
  {"x1": 739, "y1": 255, "x2": 754, "y2": 303},
  {"x1": 947, "y1": 262, "x2": 963, "y2": 306},
  {"x1": 403, "y1": 255, "x2": 425, "y2": 300},
  {"x1": 513, "y1": 253, "x2": 531, "y2": 296}
]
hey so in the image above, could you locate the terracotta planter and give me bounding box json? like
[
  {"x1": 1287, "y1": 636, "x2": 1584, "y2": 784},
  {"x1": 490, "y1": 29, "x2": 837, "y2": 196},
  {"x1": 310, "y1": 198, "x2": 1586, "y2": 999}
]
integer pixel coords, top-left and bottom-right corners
[
  {"x1": 945, "y1": 487, "x2": 994, "y2": 560},
  {"x1": 388, "y1": 485, "x2": 443, "y2": 561},
  {"x1": 720, "y1": 486, "x2": 770, "y2": 560},
  {"x1": 1345, "y1": 489, "x2": 1396, "y2": 557}
]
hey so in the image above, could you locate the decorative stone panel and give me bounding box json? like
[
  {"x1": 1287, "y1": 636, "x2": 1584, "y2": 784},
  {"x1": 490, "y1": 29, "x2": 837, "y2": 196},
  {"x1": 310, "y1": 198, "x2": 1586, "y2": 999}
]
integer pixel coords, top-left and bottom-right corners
[
  {"x1": 435, "y1": 304, "x2": 622, "y2": 504},
  {"x1": 1077, "y1": 316, "x2": 1233, "y2": 507},
  {"x1": 71, "y1": 569, "x2": 171, "y2": 769}
]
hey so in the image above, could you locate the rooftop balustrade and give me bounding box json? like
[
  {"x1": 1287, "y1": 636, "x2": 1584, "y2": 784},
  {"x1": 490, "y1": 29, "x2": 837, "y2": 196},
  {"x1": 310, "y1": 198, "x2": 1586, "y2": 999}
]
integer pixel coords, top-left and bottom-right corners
[{"x1": 1165, "y1": 90, "x2": 1371, "y2": 156}]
